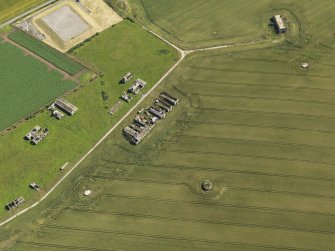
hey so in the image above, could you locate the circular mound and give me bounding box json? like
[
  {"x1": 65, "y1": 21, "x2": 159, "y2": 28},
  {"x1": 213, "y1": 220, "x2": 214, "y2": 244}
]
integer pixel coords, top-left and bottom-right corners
[
  {"x1": 201, "y1": 180, "x2": 213, "y2": 192},
  {"x1": 186, "y1": 174, "x2": 226, "y2": 200}
]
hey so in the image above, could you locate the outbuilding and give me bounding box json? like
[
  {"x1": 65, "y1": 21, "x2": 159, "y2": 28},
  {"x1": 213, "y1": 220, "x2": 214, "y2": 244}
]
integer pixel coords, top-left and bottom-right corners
[{"x1": 272, "y1": 15, "x2": 287, "y2": 33}]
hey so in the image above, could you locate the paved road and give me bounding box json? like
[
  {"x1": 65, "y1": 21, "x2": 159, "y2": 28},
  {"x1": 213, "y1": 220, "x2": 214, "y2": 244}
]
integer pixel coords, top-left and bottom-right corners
[{"x1": 0, "y1": 0, "x2": 58, "y2": 29}]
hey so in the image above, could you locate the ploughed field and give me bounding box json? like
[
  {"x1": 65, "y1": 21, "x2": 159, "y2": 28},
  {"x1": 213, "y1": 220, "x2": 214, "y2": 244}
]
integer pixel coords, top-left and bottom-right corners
[
  {"x1": 3, "y1": 33, "x2": 335, "y2": 250},
  {"x1": 0, "y1": 41, "x2": 76, "y2": 131}
]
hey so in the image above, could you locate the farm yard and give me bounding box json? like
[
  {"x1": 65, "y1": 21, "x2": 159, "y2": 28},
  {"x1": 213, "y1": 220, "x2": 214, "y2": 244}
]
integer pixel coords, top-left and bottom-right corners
[
  {"x1": 0, "y1": 0, "x2": 335, "y2": 250},
  {"x1": 0, "y1": 0, "x2": 47, "y2": 23},
  {"x1": 0, "y1": 40, "x2": 76, "y2": 131}
]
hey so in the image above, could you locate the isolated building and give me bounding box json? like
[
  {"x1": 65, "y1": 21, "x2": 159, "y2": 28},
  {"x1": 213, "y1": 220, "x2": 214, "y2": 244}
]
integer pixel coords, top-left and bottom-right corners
[{"x1": 272, "y1": 15, "x2": 287, "y2": 33}]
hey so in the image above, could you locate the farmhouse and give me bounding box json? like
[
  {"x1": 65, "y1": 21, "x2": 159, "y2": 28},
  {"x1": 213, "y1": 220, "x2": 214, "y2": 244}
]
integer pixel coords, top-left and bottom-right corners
[
  {"x1": 272, "y1": 15, "x2": 287, "y2": 33},
  {"x1": 54, "y1": 98, "x2": 78, "y2": 115}
]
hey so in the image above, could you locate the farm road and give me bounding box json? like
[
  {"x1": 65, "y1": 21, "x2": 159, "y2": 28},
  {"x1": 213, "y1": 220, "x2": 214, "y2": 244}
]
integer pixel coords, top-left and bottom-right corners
[{"x1": 0, "y1": 23, "x2": 271, "y2": 227}]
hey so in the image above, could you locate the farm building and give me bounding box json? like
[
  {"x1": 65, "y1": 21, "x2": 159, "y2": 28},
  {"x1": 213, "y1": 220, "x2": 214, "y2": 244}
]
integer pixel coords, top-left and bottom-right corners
[
  {"x1": 120, "y1": 72, "x2": 133, "y2": 83},
  {"x1": 148, "y1": 107, "x2": 166, "y2": 119},
  {"x1": 5, "y1": 196, "x2": 25, "y2": 210},
  {"x1": 272, "y1": 15, "x2": 287, "y2": 33},
  {"x1": 54, "y1": 98, "x2": 78, "y2": 115},
  {"x1": 128, "y1": 79, "x2": 147, "y2": 94},
  {"x1": 123, "y1": 123, "x2": 154, "y2": 145},
  {"x1": 24, "y1": 125, "x2": 49, "y2": 145}
]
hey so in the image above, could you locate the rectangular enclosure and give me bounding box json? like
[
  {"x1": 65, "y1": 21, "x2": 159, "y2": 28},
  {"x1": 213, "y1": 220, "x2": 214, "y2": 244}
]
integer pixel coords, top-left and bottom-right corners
[{"x1": 42, "y1": 6, "x2": 90, "y2": 41}]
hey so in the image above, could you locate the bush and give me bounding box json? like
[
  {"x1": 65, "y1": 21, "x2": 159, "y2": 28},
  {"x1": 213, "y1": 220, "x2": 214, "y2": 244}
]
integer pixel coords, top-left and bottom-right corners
[{"x1": 102, "y1": 91, "x2": 109, "y2": 101}]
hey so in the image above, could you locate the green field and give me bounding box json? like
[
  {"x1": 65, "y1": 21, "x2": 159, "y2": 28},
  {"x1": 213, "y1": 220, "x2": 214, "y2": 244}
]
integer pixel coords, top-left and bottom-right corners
[
  {"x1": 130, "y1": 0, "x2": 335, "y2": 49},
  {"x1": 0, "y1": 20, "x2": 178, "y2": 225},
  {"x1": 0, "y1": 41, "x2": 76, "y2": 131},
  {"x1": 2, "y1": 39, "x2": 335, "y2": 249},
  {"x1": 1, "y1": 1, "x2": 335, "y2": 250},
  {"x1": 8, "y1": 30, "x2": 84, "y2": 76},
  {"x1": 0, "y1": 0, "x2": 46, "y2": 23}
]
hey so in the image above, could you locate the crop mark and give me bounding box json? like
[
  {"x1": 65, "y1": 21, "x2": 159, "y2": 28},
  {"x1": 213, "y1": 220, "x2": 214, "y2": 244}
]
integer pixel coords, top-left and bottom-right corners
[
  {"x1": 192, "y1": 92, "x2": 335, "y2": 107},
  {"x1": 179, "y1": 134, "x2": 335, "y2": 151},
  {"x1": 102, "y1": 159, "x2": 335, "y2": 183},
  {"x1": 66, "y1": 208, "x2": 335, "y2": 235},
  {"x1": 39, "y1": 224, "x2": 321, "y2": 251},
  {"x1": 188, "y1": 121, "x2": 335, "y2": 135},
  {"x1": 167, "y1": 149, "x2": 335, "y2": 167},
  {"x1": 197, "y1": 107, "x2": 335, "y2": 121},
  {"x1": 104, "y1": 194, "x2": 335, "y2": 217}
]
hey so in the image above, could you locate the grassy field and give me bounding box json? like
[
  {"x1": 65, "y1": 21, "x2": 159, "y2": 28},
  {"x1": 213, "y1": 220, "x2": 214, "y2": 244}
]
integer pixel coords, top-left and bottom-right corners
[
  {"x1": 9, "y1": 30, "x2": 84, "y2": 76},
  {"x1": 72, "y1": 20, "x2": 178, "y2": 105},
  {"x1": 0, "y1": 0, "x2": 47, "y2": 23},
  {"x1": 0, "y1": 40, "x2": 76, "y2": 130},
  {"x1": 1, "y1": 1, "x2": 335, "y2": 250},
  {"x1": 2, "y1": 37, "x2": 335, "y2": 249},
  {"x1": 0, "y1": 20, "x2": 178, "y2": 223},
  {"x1": 129, "y1": 0, "x2": 335, "y2": 49}
]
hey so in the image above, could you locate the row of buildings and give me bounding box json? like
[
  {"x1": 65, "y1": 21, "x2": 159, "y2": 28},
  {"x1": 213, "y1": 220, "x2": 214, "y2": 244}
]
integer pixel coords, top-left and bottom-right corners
[{"x1": 123, "y1": 91, "x2": 179, "y2": 144}]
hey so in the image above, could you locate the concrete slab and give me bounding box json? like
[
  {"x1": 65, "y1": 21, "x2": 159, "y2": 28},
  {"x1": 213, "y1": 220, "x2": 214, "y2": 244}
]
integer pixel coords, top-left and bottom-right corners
[{"x1": 42, "y1": 5, "x2": 90, "y2": 41}]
